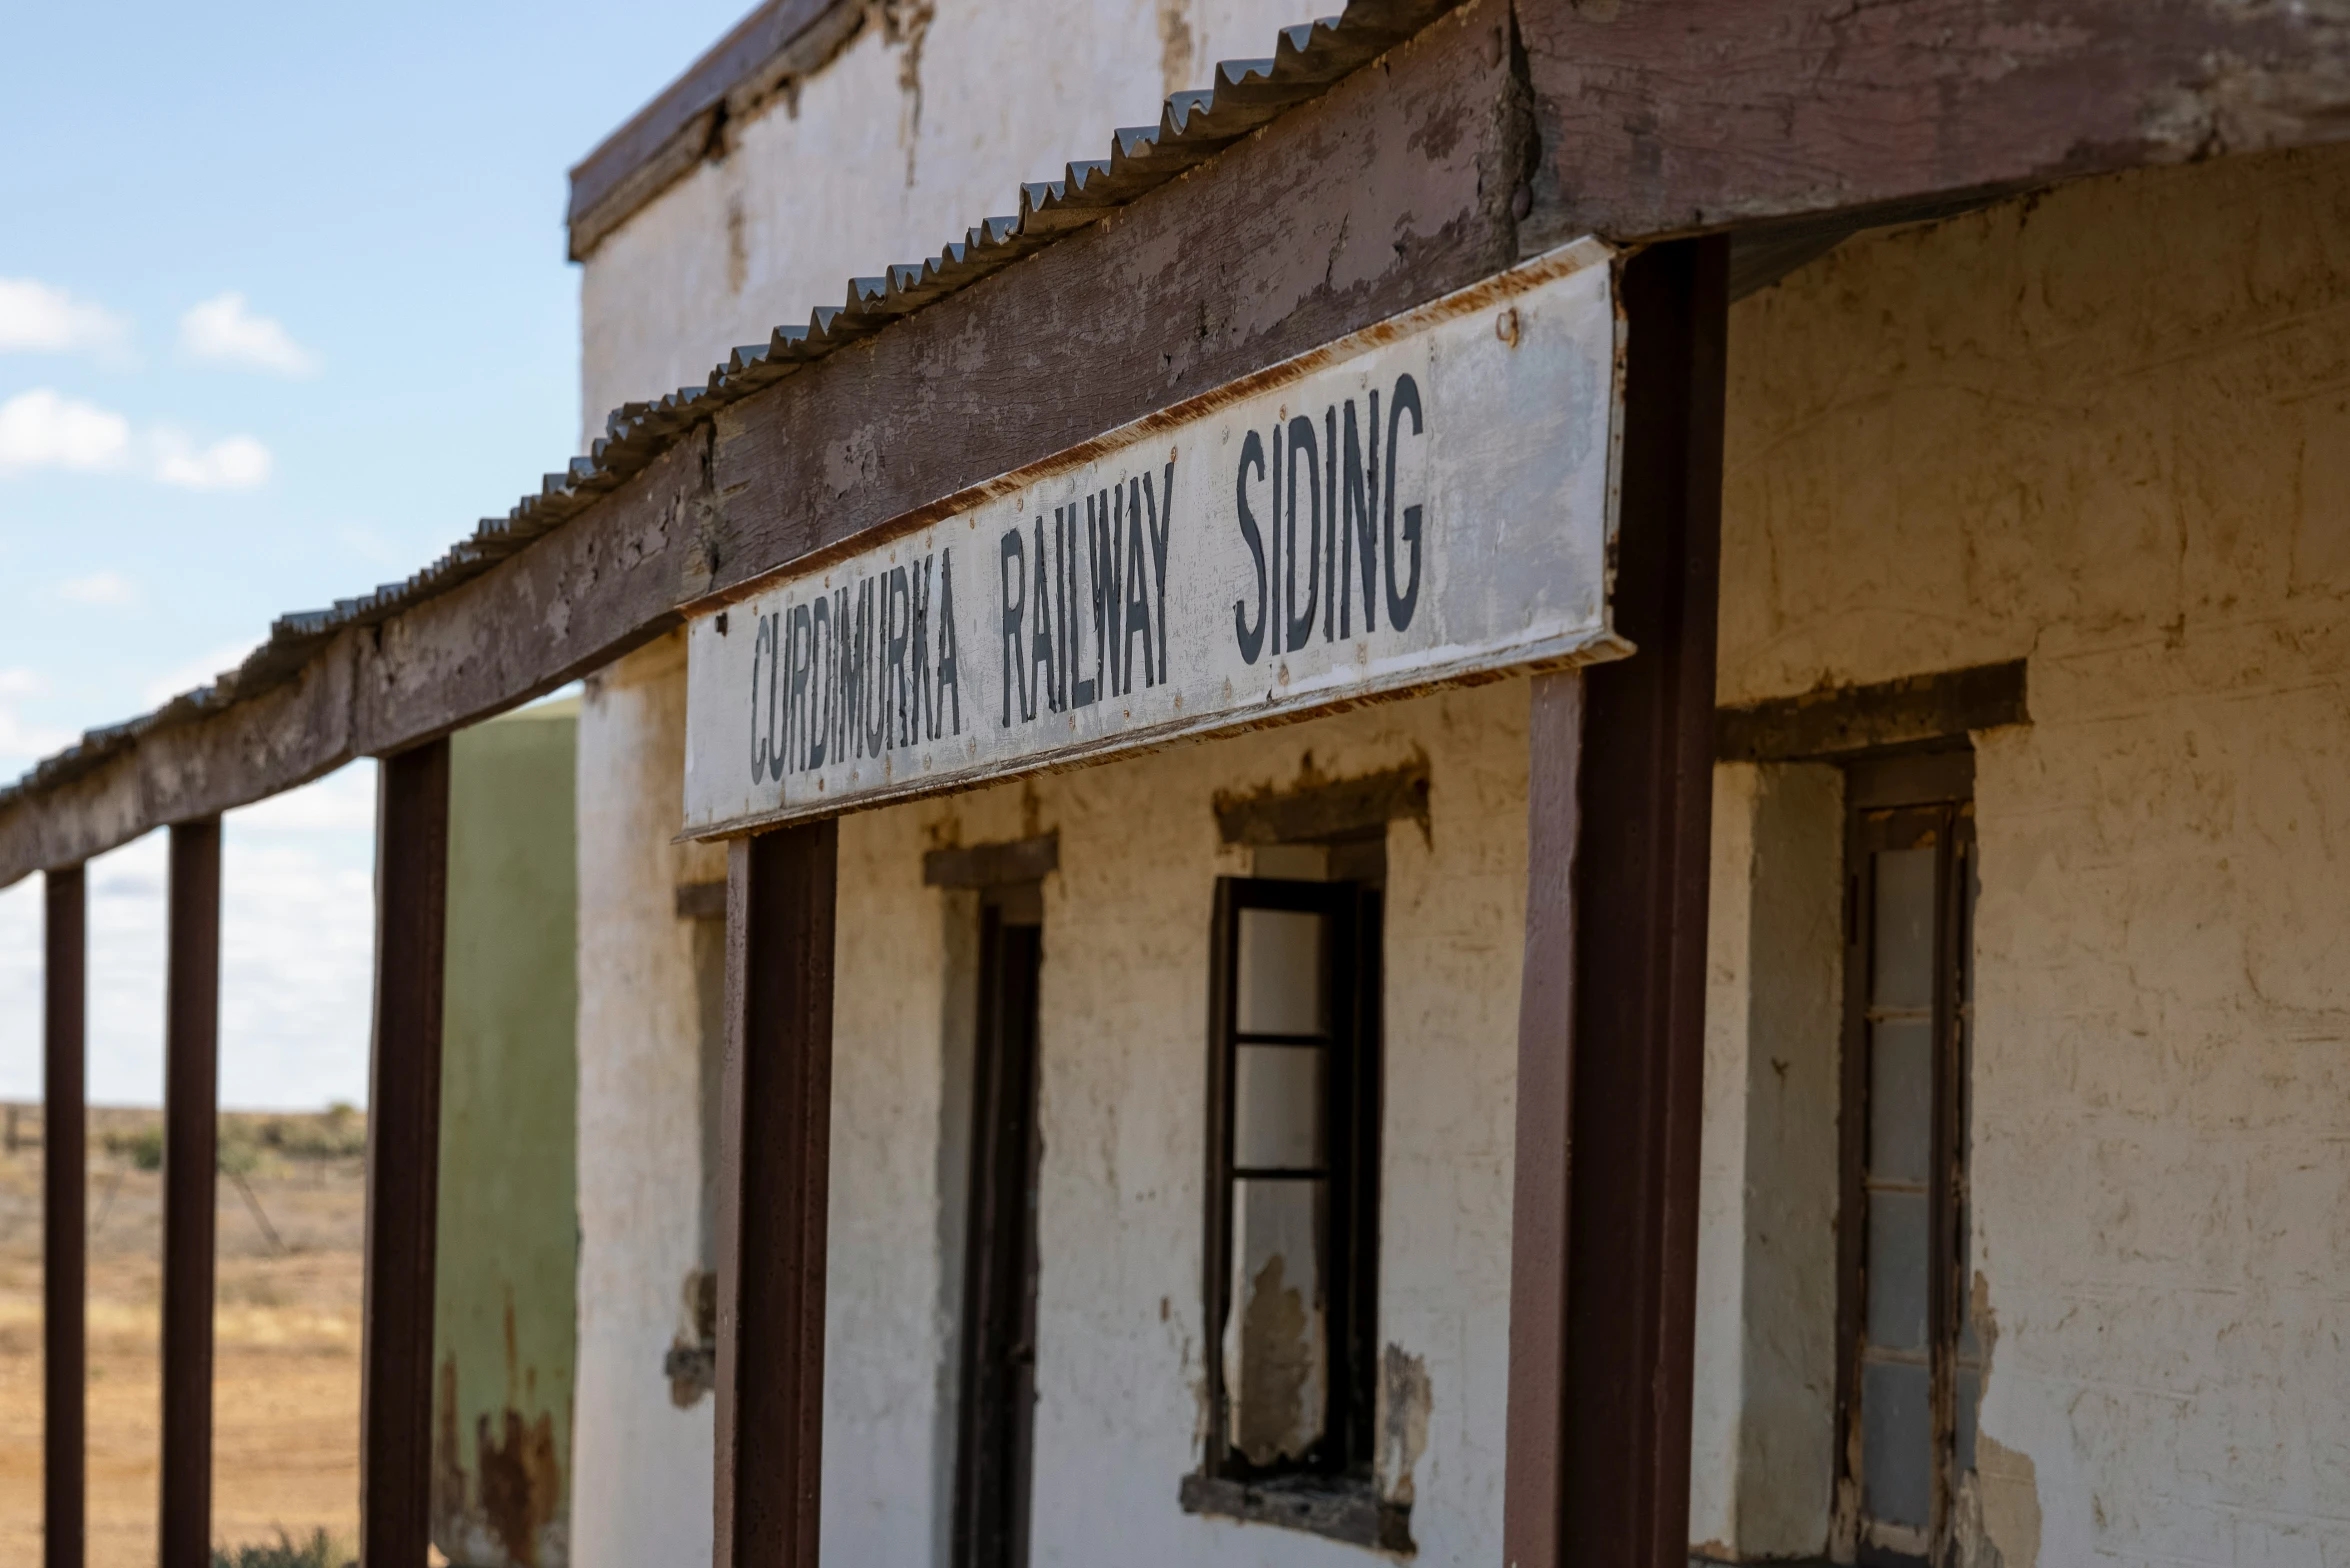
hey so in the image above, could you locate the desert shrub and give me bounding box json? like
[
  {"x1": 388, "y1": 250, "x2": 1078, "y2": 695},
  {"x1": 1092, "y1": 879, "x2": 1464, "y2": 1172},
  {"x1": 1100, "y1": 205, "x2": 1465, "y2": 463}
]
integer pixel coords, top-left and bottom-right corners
[{"x1": 212, "y1": 1529, "x2": 349, "y2": 1568}]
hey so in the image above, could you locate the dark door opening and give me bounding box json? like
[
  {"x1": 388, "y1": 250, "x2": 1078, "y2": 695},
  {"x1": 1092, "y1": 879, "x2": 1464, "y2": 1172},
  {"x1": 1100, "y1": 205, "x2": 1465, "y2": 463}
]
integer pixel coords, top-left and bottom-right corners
[{"x1": 953, "y1": 886, "x2": 1044, "y2": 1568}]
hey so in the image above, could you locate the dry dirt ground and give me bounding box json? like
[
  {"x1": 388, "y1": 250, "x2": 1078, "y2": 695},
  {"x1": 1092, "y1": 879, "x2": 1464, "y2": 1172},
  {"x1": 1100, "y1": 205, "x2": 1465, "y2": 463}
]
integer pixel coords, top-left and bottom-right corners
[{"x1": 0, "y1": 1104, "x2": 365, "y2": 1565}]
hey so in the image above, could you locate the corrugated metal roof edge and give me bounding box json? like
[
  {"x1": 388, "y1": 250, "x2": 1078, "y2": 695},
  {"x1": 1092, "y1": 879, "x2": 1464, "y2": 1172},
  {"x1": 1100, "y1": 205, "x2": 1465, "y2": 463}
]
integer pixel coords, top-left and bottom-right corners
[{"x1": 0, "y1": 0, "x2": 1459, "y2": 813}]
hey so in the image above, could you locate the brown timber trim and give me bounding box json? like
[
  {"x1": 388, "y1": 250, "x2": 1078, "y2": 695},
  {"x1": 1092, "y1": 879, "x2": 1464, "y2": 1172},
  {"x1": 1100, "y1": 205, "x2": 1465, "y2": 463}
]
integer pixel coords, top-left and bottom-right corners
[
  {"x1": 160, "y1": 820, "x2": 221, "y2": 1568},
  {"x1": 1559, "y1": 236, "x2": 1727, "y2": 1566},
  {"x1": 1516, "y1": 0, "x2": 2350, "y2": 252},
  {"x1": 1211, "y1": 762, "x2": 1431, "y2": 847},
  {"x1": 567, "y1": 0, "x2": 861, "y2": 260},
  {"x1": 921, "y1": 833, "x2": 1060, "y2": 891},
  {"x1": 43, "y1": 865, "x2": 85, "y2": 1568},
  {"x1": 1501, "y1": 670, "x2": 1581, "y2": 1568},
  {"x1": 12, "y1": 2, "x2": 2350, "y2": 889},
  {"x1": 716, "y1": 822, "x2": 837, "y2": 1568},
  {"x1": 360, "y1": 742, "x2": 450, "y2": 1567},
  {"x1": 1178, "y1": 1474, "x2": 1415, "y2": 1553},
  {"x1": 1715, "y1": 661, "x2": 2028, "y2": 763}
]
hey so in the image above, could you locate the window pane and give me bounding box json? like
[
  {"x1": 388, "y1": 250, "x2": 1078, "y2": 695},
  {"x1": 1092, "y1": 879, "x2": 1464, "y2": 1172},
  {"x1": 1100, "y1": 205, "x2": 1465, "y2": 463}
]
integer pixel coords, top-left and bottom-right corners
[
  {"x1": 1868, "y1": 1019, "x2": 1934, "y2": 1186},
  {"x1": 1860, "y1": 1357, "x2": 1931, "y2": 1530},
  {"x1": 1234, "y1": 1044, "x2": 1325, "y2": 1170},
  {"x1": 1871, "y1": 845, "x2": 1937, "y2": 1011},
  {"x1": 1224, "y1": 1177, "x2": 1328, "y2": 1465},
  {"x1": 1866, "y1": 1188, "x2": 1930, "y2": 1352},
  {"x1": 1236, "y1": 907, "x2": 1328, "y2": 1036}
]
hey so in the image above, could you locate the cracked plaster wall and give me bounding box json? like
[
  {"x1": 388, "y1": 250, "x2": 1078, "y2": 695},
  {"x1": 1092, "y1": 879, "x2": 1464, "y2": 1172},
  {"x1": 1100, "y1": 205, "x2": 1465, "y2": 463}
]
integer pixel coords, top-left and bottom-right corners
[{"x1": 1698, "y1": 145, "x2": 2350, "y2": 1566}]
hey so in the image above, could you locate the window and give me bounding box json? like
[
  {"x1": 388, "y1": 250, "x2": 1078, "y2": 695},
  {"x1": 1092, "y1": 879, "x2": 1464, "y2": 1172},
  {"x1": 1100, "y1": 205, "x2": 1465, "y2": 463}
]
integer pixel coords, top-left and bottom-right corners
[
  {"x1": 1187, "y1": 843, "x2": 1387, "y2": 1541},
  {"x1": 1838, "y1": 753, "x2": 1979, "y2": 1564}
]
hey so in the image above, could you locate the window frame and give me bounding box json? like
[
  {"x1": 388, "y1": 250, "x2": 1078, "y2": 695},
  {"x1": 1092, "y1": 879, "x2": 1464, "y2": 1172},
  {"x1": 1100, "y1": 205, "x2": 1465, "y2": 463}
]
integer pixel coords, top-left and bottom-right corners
[
  {"x1": 1834, "y1": 753, "x2": 1977, "y2": 1566},
  {"x1": 1199, "y1": 873, "x2": 1385, "y2": 1487}
]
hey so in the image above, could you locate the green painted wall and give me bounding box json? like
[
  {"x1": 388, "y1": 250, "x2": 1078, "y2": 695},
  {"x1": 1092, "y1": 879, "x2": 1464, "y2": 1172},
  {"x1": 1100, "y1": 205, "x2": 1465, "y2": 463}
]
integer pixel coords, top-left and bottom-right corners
[{"x1": 432, "y1": 700, "x2": 579, "y2": 1568}]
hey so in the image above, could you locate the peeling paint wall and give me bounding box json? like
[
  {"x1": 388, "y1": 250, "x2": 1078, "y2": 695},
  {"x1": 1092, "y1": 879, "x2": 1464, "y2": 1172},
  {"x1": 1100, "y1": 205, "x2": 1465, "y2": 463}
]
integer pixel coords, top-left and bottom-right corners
[
  {"x1": 434, "y1": 702, "x2": 580, "y2": 1568},
  {"x1": 1704, "y1": 145, "x2": 2350, "y2": 1566},
  {"x1": 820, "y1": 681, "x2": 1526, "y2": 1566},
  {"x1": 571, "y1": 635, "x2": 727, "y2": 1568},
  {"x1": 577, "y1": 0, "x2": 1307, "y2": 441}
]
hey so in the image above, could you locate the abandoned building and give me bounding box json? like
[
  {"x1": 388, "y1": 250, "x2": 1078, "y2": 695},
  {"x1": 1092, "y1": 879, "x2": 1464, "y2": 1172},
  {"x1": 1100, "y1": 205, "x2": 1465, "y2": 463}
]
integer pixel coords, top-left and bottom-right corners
[{"x1": 4, "y1": 1, "x2": 2348, "y2": 1566}]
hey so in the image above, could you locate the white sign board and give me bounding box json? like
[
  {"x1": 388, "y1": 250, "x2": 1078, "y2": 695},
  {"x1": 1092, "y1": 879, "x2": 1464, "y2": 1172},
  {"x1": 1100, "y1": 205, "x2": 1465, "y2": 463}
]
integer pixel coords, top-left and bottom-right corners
[{"x1": 683, "y1": 239, "x2": 1625, "y2": 838}]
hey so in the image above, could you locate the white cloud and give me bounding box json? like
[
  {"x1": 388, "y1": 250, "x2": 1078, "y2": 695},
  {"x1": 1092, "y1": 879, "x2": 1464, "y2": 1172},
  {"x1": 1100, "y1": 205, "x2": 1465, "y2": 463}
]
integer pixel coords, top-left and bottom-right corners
[
  {"x1": 0, "y1": 390, "x2": 270, "y2": 490},
  {"x1": 152, "y1": 427, "x2": 272, "y2": 490},
  {"x1": 0, "y1": 388, "x2": 132, "y2": 474},
  {"x1": 57, "y1": 569, "x2": 138, "y2": 606},
  {"x1": 0, "y1": 277, "x2": 129, "y2": 355},
  {"x1": 180, "y1": 291, "x2": 316, "y2": 376}
]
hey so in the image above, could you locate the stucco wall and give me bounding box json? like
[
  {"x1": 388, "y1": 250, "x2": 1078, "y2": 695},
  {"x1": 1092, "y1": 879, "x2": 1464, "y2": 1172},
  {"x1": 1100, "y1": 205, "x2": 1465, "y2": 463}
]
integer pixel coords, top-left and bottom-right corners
[
  {"x1": 577, "y1": 0, "x2": 1304, "y2": 440},
  {"x1": 572, "y1": 635, "x2": 727, "y2": 1568},
  {"x1": 821, "y1": 680, "x2": 1527, "y2": 1567},
  {"x1": 1702, "y1": 146, "x2": 2350, "y2": 1566}
]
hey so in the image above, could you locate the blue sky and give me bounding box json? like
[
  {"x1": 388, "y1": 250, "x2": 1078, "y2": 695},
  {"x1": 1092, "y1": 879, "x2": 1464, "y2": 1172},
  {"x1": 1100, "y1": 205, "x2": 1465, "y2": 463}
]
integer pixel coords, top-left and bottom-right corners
[{"x1": 0, "y1": 0, "x2": 749, "y2": 1106}]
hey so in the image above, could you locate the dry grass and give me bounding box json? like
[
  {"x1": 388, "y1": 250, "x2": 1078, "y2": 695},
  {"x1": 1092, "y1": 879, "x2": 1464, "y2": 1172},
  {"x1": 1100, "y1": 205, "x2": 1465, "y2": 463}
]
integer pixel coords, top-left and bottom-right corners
[{"x1": 0, "y1": 1105, "x2": 364, "y2": 1566}]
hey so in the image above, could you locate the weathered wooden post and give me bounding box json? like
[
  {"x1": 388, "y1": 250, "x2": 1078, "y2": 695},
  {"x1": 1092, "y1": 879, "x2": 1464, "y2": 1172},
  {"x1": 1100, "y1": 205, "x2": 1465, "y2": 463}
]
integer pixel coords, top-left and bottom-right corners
[
  {"x1": 361, "y1": 742, "x2": 450, "y2": 1565},
  {"x1": 44, "y1": 864, "x2": 86, "y2": 1568},
  {"x1": 1504, "y1": 234, "x2": 1729, "y2": 1568},
  {"x1": 161, "y1": 819, "x2": 221, "y2": 1568},
  {"x1": 714, "y1": 821, "x2": 837, "y2": 1568}
]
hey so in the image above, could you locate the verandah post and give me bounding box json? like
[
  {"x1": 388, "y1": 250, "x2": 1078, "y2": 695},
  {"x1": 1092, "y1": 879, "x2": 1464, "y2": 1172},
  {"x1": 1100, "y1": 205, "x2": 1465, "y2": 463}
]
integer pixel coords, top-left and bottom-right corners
[
  {"x1": 715, "y1": 820, "x2": 838, "y2": 1568},
  {"x1": 161, "y1": 819, "x2": 222, "y2": 1568},
  {"x1": 360, "y1": 741, "x2": 450, "y2": 1565},
  {"x1": 1502, "y1": 234, "x2": 1729, "y2": 1568},
  {"x1": 44, "y1": 864, "x2": 86, "y2": 1568}
]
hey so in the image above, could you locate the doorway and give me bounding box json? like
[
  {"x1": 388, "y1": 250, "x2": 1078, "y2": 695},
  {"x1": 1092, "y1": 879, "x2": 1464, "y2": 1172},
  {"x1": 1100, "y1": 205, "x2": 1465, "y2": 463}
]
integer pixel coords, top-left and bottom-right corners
[{"x1": 952, "y1": 883, "x2": 1043, "y2": 1568}]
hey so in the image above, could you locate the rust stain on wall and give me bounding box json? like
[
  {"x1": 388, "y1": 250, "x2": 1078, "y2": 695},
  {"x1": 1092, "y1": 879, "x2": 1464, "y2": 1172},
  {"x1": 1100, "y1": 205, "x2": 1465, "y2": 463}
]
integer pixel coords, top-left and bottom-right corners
[{"x1": 476, "y1": 1406, "x2": 565, "y2": 1568}]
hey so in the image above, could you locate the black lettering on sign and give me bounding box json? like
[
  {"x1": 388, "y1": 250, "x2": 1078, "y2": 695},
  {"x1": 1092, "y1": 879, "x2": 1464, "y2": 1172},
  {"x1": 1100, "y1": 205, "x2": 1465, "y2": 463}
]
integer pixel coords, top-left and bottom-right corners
[
  {"x1": 1029, "y1": 516, "x2": 1060, "y2": 715},
  {"x1": 1385, "y1": 372, "x2": 1423, "y2": 632},
  {"x1": 999, "y1": 528, "x2": 1029, "y2": 728},
  {"x1": 1123, "y1": 476, "x2": 1155, "y2": 691},
  {"x1": 1230, "y1": 376, "x2": 1422, "y2": 662},
  {"x1": 809, "y1": 594, "x2": 831, "y2": 771},
  {"x1": 1146, "y1": 461, "x2": 1173, "y2": 682},
  {"x1": 935, "y1": 551, "x2": 962, "y2": 739},
  {"x1": 1285, "y1": 413, "x2": 1320, "y2": 655},
  {"x1": 749, "y1": 611, "x2": 773, "y2": 783},
  {"x1": 1065, "y1": 504, "x2": 1097, "y2": 709},
  {"x1": 908, "y1": 559, "x2": 930, "y2": 749},
  {"x1": 1234, "y1": 429, "x2": 1268, "y2": 665}
]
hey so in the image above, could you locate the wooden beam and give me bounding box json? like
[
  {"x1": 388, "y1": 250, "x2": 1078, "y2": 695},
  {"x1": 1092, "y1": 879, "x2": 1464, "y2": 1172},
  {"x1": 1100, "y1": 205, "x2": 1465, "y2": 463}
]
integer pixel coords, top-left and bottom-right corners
[
  {"x1": 1715, "y1": 659, "x2": 2029, "y2": 763},
  {"x1": 360, "y1": 741, "x2": 450, "y2": 1567},
  {"x1": 0, "y1": 433, "x2": 704, "y2": 888},
  {"x1": 715, "y1": 822, "x2": 838, "y2": 1568},
  {"x1": 1544, "y1": 235, "x2": 1728, "y2": 1566},
  {"x1": 161, "y1": 820, "x2": 221, "y2": 1568},
  {"x1": 1517, "y1": 0, "x2": 2350, "y2": 248},
  {"x1": 43, "y1": 865, "x2": 85, "y2": 1568},
  {"x1": 9, "y1": 0, "x2": 2350, "y2": 887}
]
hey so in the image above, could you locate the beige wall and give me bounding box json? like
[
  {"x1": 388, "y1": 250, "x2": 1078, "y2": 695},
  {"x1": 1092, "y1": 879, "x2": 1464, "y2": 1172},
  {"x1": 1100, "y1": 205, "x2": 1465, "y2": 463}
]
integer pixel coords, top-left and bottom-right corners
[
  {"x1": 578, "y1": 0, "x2": 1304, "y2": 443},
  {"x1": 1698, "y1": 146, "x2": 2350, "y2": 1566},
  {"x1": 823, "y1": 681, "x2": 1529, "y2": 1566}
]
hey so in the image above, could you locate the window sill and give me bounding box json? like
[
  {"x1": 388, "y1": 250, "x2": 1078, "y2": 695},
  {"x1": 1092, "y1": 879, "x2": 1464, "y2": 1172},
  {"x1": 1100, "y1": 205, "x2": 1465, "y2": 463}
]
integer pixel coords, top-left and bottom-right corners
[{"x1": 1180, "y1": 1472, "x2": 1415, "y2": 1555}]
